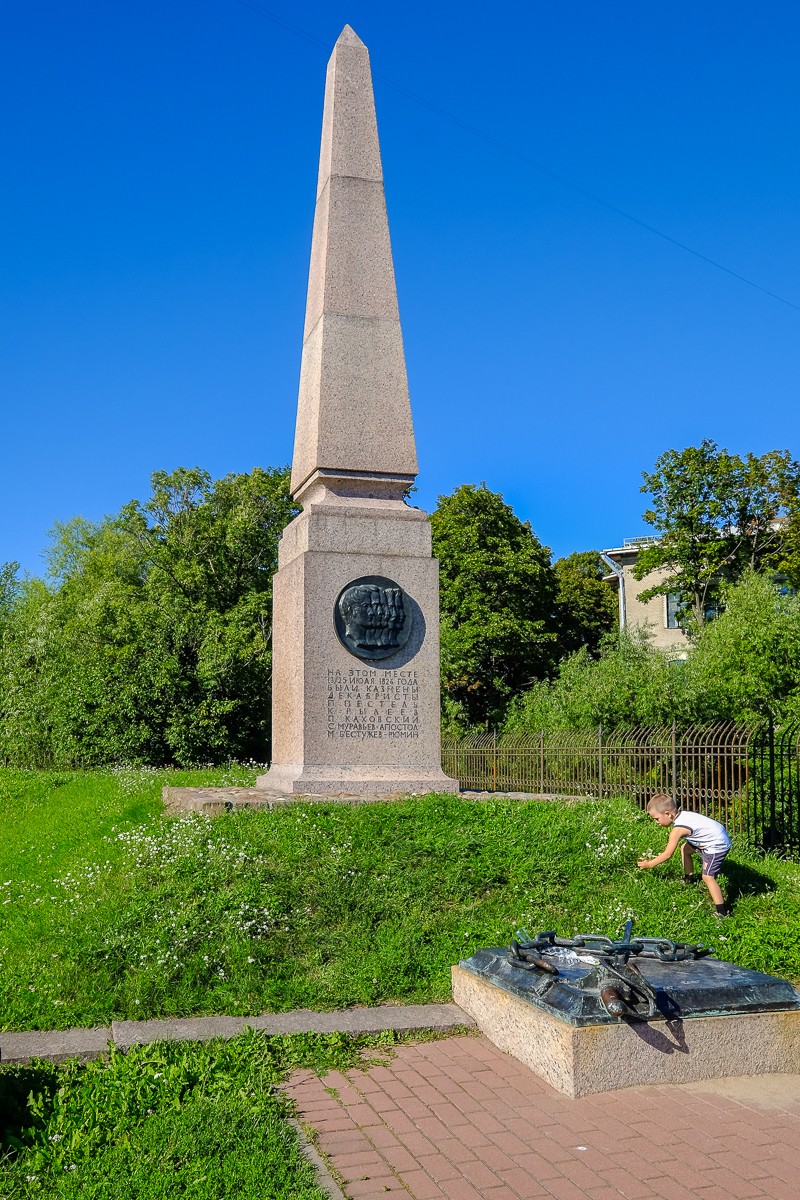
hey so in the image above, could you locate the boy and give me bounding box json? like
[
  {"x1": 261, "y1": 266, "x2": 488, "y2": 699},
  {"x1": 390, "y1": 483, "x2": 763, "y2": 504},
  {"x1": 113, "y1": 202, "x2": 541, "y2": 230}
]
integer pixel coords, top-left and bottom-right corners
[{"x1": 638, "y1": 794, "x2": 731, "y2": 917}]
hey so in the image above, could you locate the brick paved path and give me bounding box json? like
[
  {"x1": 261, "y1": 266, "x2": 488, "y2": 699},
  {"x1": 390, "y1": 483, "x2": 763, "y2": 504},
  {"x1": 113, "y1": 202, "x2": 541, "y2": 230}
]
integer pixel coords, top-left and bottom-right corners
[{"x1": 285, "y1": 1034, "x2": 800, "y2": 1200}]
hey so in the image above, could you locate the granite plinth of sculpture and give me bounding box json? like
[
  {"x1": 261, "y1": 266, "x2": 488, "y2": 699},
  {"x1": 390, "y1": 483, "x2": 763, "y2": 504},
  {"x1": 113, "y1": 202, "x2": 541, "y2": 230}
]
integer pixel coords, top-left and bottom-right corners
[{"x1": 452, "y1": 921, "x2": 800, "y2": 1097}]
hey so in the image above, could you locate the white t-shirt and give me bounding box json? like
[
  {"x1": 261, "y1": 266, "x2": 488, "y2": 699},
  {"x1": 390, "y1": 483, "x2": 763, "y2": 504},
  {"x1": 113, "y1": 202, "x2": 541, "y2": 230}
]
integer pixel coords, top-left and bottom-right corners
[{"x1": 674, "y1": 810, "x2": 731, "y2": 854}]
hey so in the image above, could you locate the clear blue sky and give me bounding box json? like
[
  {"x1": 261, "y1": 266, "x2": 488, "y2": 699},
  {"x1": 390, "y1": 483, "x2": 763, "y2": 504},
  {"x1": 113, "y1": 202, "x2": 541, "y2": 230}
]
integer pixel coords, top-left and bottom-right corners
[{"x1": 3, "y1": 1, "x2": 798, "y2": 575}]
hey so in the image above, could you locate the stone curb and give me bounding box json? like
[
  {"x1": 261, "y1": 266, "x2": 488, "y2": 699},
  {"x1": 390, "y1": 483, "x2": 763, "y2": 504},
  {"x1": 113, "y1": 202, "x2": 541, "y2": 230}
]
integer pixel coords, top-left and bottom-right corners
[
  {"x1": 1, "y1": 1003, "x2": 474, "y2": 1065},
  {"x1": 0, "y1": 1025, "x2": 112, "y2": 1065},
  {"x1": 288, "y1": 1117, "x2": 348, "y2": 1200}
]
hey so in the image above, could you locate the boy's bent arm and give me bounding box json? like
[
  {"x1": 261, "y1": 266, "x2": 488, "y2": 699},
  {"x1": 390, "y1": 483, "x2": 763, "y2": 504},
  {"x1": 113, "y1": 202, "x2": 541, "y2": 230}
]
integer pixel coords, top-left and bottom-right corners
[{"x1": 638, "y1": 826, "x2": 689, "y2": 869}]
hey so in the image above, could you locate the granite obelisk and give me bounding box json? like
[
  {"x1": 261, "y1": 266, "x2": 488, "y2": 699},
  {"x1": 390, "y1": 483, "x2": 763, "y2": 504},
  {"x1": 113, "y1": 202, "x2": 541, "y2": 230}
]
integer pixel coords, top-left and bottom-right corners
[{"x1": 258, "y1": 26, "x2": 458, "y2": 795}]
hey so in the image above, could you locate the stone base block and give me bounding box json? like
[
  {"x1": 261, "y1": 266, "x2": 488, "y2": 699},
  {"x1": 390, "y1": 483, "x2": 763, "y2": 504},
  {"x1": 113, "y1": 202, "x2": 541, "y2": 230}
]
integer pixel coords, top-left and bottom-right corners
[
  {"x1": 162, "y1": 784, "x2": 460, "y2": 815},
  {"x1": 452, "y1": 964, "x2": 800, "y2": 1098},
  {"x1": 256, "y1": 764, "x2": 459, "y2": 795}
]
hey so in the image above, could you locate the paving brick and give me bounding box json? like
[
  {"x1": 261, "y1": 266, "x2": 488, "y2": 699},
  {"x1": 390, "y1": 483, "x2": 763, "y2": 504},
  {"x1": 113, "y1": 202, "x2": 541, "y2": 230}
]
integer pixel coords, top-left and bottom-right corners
[
  {"x1": 438, "y1": 1063, "x2": 475, "y2": 1084},
  {"x1": 415, "y1": 1154, "x2": 465, "y2": 1183},
  {"x1": 546, "y1": 1160, "x2": 605, "y2": 1191},
  {"x1": 456, "y1": 1080, "x2": 497, "y2": 1102},
  {"x1": 398, "y1": 1132, "x2": 439, "y2": 1159},
  {"x1": 475, "y1": 1144, "x2": 517, "y2": 1173},
  {"x1": 449, "y1": 1125, "x2": 493, "y2": 1150},
  {"x1": 584, "y1": 1188, "x2": 631, "y2": 1200},
  {"x1": 365, "y1": 1125, "x2": 401, "y2": 1150},
  {"x1": 429, "y1": 1100, "x2": 473, "y2": 1126},
  {"x1": 381, "y1": 1079, "x2": 414, "y2": 1100},
  {"x1": 470, "y1": 1110, "x2": 507, "y2": 1135},
  {"x1": 509, "y1": 1150, "x2": 563, "y2": 1180},
  {"x1": 345, "y1": 1102, "x2": 387, "y2": 1128},
  {"x1": 706, "y1": 1165, "x2": 778, "y2": 1196},
  {"x1": 447, "y1": 1091, "x2": 491, "y2": 1115},
  {"x1": 346, "y1": 1177, "x2": 405, "y2": 1197},
  {"x1": 647, "y1": 1177, "x2": 705, "y2": 1200},
  {"x1": 487, "y1": 1130, "x2": 536, "y2": 1156},
  {"x1": 382, "y1": 1109, "x2": 417, "y2": 1136},
  {"x1": 766, "y1": 1140, "x2": 800, "y2": 1169},
  {"x1": 391, "y1": 1069, "x2": 430, "y2": 1089},
  {"x1": 316, "y1": 1131, "x2": 373, "y2": 1157},
  {"x1": 395, "y1": 1168, "x2": 446, "y2": 1198},
  {"x1": 540, "y1": 1177, "x2": 602, "y2": 1200},
  {"x1": 415, "y1": 1116, "x2": 454, "y2": 1143},
  {"x1": 438, "y1": 1178, "x2": 487, "y2": 1200},
  {"x1": 732, "y1": 1182, "x2": 796, "y2": 1200},
  {"x1": 350, "y1": 1071, "x2": 382, "y2": 1093},
  {"x1": 514, "y1": 1135, "x2": 576, "y2": 1164},
  {"x1": 334, "y1": 1150, "x2": 389, "y2": 1171},
  {"x1": 367, "y1": 1065, "x2": 398, "y2": 1083},
  {"x1": 706, "y1": 1151, "x2": 769, "y2": 1181},
  {"x1": 312, "y1": 1115, "x2": 357, "y2": 1134},
  {"x1": 380, "y1": 1144, "x2": 420, "y2": 1174},
  {"x1": 566, "y1": 1146, "x2": 619, "y2": 1175},
  {"x1": 337, "y1": 1154, "x2": 397, "y2": 1183},
  {"x1": 598, "y1": 1169, "x2": 658, "y2": 1198},
  {"x1": 496, "y1": 1165, "x2": 552, "y2": 1195},
  {"x1": 397, "y1": 1096, "x2": 435, "y2": 1119},
  {"x1": 437, "y1": 1137, "x2": 480, "y2": 1165},
  {"x1": 473, "y1": 1188, "x2": 518, "y2": 1200}
]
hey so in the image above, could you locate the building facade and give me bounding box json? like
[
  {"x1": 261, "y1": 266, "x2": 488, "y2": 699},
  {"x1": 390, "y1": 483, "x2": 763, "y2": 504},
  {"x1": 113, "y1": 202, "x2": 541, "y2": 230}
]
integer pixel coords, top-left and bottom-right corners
[{"x1": 601, "y1": 538, "x2": 691, "y2": 655}]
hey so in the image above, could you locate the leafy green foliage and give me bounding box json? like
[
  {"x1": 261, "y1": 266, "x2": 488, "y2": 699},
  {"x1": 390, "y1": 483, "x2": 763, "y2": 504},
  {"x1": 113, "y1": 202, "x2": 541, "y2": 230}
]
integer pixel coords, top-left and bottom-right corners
[
  {"x1": 507, "y1": 571, "x2": 800, "y2": 730},
  {"x1": 553, "y1": 551, "x2": 617, "y2": 657},
  {"x1": 3, "y1": 767, "x2": 799, "y2": 1038},
  {"x1": 0, "y1": 1029, "x2": 394, "y2": 1199},
  {"x1": 635, "y1": 441, "x2": 800, "y2": 627},
  {"x1": 431, "y1": 484, "x2": 558, "y2": 730},
  {"x1": 504, "y1": 628, "x2": 691, "y2": 731},
  {"x1": 687, "y1": 571, "x2": 800, "y2": 721},
  {"x1": 0, "y1": 467, "x2": 296, "y2": 767}
]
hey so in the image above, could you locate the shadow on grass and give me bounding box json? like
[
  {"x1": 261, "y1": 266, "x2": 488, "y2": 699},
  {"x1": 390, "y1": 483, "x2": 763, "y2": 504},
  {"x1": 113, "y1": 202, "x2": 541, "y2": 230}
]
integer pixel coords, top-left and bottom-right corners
[
  {"x1": 0, "y1": 1061, "x2": 59, "y2": 1157},
  {"x1": 723, "y1": 859, "x2": 777, "y2": 902}
]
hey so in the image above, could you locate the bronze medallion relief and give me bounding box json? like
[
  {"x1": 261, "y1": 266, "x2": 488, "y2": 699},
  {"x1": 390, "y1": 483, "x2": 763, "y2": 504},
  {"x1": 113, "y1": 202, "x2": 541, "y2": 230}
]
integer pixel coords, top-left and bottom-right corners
[{"x1": 334, "y1": 576, "x2": 414, "y2": 660}]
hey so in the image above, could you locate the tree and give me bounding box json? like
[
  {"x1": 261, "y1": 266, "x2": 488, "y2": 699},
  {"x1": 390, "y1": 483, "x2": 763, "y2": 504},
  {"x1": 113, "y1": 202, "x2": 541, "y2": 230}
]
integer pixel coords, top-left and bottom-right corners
[
  {"x1": 685, "y1": 571, "x2": 800, "y2": 722},
  {"x1": 552, "y1": 551, "x2": 617, "y2": 657},
  {"x1": 0, "y1": 467, "x2": 296, "y2": 768},
  {"x1": 430, "y1": 484, "x2": 558, "y2": 731},
  {"x1": 634, "y1": 440, "x2": 800, "y2": 628}
]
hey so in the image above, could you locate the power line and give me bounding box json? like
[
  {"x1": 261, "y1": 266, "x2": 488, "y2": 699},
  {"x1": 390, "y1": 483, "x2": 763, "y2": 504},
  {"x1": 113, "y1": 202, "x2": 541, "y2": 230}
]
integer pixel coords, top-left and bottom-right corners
[{"x1": 229, "y1": 0, "x2": 800, "y2": 315}]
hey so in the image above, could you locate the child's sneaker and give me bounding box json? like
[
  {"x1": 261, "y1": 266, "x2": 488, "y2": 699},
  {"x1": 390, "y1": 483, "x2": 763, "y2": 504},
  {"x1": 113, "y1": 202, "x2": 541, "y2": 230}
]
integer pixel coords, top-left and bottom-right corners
[
  {"x1": 714, "y1": 902, "x2": 730, "y2": 918},
  {"x1": 682, "y1": 873, "x2": 700, "y2": 885}
]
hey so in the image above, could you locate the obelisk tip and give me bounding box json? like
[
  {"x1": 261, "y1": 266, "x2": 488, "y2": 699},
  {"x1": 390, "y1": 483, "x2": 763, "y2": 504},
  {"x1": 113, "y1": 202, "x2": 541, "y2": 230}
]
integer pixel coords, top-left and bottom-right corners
[{"x1": 335, "y1": 24, "x2": 366, "y2": 49}]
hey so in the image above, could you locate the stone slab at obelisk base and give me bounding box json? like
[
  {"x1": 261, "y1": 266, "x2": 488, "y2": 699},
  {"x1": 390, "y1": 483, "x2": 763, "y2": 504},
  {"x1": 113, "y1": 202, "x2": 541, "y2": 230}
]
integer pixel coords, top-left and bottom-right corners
[{"x1": 257, "y1": 26, "x2": 458, "y2": 796}]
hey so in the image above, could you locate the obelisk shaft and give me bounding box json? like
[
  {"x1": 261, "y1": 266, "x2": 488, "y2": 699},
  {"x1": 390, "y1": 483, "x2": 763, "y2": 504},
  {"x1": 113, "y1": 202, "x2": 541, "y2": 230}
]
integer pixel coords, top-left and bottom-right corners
[
  {"x1": 290, "y1": 26, "x2": 418, "y2": 503},
  {"x1": 258, "y1": 26, "x2": 458, "y2": 796}
]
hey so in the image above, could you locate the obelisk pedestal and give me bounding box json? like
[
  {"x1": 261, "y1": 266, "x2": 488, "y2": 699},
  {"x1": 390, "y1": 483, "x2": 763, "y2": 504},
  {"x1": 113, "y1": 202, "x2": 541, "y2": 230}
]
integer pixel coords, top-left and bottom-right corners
[{"x1": 258, "y1": 26, "x2": 458, "y2": 795}]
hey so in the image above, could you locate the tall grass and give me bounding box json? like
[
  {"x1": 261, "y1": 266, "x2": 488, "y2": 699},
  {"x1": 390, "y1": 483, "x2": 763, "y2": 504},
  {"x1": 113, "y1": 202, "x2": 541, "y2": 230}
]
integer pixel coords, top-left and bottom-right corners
[
  {"x1": 3, "y1": 766, "x2": 799, "y2": 1034},
  {"x1": 0, "y1": 1029, "x2": 401, "y2": 1199}
]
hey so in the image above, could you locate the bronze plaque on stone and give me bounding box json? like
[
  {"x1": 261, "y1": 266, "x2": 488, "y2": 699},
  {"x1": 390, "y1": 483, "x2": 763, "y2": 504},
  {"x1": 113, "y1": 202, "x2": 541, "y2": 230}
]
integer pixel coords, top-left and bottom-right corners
[{"x1": 334, "y1": 576, "x2": 414, "y2": 661}]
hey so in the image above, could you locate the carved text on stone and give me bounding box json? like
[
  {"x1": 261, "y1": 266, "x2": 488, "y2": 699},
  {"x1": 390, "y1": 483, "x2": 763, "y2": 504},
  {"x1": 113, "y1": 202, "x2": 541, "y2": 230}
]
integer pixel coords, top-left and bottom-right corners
[{"x1": 326, "y1": 668, "x2": 419, "y2": 739}]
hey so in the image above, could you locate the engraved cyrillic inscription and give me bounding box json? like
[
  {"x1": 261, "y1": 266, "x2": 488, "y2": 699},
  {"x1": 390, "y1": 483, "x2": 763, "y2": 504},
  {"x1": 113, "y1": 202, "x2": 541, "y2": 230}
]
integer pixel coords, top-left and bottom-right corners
[{"x1": 326, "y1": 667, "x2": 420, "y2": 739}]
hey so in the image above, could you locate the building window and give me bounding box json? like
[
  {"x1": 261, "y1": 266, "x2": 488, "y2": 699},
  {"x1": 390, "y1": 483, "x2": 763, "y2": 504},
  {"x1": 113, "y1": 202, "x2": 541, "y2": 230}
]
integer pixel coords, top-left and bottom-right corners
[{"x1": 666, "y1": 593, "x2": 684, "y2": 629}]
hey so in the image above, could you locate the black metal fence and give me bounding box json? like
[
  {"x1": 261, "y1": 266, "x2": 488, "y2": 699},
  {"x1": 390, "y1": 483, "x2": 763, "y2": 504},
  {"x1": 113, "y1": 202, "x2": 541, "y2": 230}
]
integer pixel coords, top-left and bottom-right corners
[{"x1": 442, "y1": 719, "x2": 800, "y2": 855}]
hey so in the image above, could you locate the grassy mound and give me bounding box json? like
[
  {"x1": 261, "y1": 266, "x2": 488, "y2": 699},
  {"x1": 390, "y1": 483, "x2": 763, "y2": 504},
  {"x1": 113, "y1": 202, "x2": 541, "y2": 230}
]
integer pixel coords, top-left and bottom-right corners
[{"x1": 2, "y1": 766, "x2": 799, "y2": 1033}]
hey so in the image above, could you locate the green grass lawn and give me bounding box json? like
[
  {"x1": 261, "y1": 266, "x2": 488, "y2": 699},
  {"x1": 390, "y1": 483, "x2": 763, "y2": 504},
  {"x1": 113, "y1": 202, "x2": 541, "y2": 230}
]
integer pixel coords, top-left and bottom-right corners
[
  {"x1": 0, "y1": 1029, "x2": 406, "y2": 1199},
  {"x1": 3, "y1": 766, "x2": 800, "y2": 1034}
]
